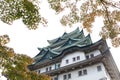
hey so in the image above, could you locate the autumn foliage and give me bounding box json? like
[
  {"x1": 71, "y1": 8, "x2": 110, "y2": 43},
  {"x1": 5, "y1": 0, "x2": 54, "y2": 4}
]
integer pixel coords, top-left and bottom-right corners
[
  {"x1": 0, "y1": 0, "x2": 43, "y2": 29},
  {"x1": 0, "y1": 35, "x2": 51, "y2": 80}
]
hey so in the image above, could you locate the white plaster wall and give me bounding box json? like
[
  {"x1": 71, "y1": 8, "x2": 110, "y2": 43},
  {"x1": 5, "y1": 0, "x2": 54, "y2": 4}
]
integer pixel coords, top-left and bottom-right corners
[
  {"x1": 37, "y1": 66, "x2": 45, "y2": 73},
  {"x1": 56, "y1": 63, "x2": 110, "y2": 80},
  {"x1": 89, "y1": 50, "x2": 101, "y2": 56},
  {"x1": 60, "y1": 51, "x2": 86, "y2": 67},
  {"x1": 37, "y1": 64, "x2": 55, "y2": 73},
  {"x1": 38, "y1": 50, "x2": 102, "y2": 74},
  {"x1": 86, "y1": 50, "x2": 101, "y2": 58}
]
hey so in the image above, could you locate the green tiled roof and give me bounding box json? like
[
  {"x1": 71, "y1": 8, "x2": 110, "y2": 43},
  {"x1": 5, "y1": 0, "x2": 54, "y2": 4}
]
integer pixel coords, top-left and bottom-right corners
[
  {"x1": 47, "y1": 27, "x2": 84, "y2": 44},
  {"x1": 34, "y1": 27, "x2": 92, "y2": 64},
  {"x1": 52, "y1": 34, "x2": 92, "y2": 52}
]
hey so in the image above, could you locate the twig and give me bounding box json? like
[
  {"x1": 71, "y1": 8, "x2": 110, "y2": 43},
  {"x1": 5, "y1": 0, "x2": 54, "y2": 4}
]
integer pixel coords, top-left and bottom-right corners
[
  {"x1": 100, "y1": 0, "x2": 112, "y2": 25},
  {"x1": 103, "y1": 0, "x2": 120, "y2": 10}
]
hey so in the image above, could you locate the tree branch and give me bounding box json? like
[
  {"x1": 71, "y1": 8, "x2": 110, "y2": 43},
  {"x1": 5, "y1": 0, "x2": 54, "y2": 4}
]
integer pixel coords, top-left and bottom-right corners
[
  {"x1": 100, "y1": 0, "x2": 112, "y2": 26},
  {"x1": 102, "y1": 0, "x2": 120, "y2": 10}
]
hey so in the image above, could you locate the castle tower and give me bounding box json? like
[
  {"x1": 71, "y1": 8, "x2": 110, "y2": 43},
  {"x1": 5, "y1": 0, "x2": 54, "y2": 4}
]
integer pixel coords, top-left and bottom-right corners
[{"x1": 28, "y1": 28, "x2": 120, "y2": 80}]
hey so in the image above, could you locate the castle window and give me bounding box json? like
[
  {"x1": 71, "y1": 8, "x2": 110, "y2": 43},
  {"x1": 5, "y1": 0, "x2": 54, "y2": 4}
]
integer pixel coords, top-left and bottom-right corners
[
  {"x1": 68, "y1": 73, "x2": 71, "y2": 79},
  {"x1": 66, "y1": 59, "x2": 69, "y2": 64},
  {"x1": 83, "y1": 69, "x2": 87, "y2": 75},
  {"x1": 46, "y1": 67, "x2": 48, "y2": 72},
  {"x1": 78, "y1": 69, "x2": 87, "y2": 76},
  {"x1": 97, "y1": 65, "x2": 102, "y2": 71},
  {"x1": 63, "y1": 75, "x2": 67, "y2": 80},
  {"x1": 55, "y1": 63, "x2": 60, "y2": 69},
  {"x1": 58, "y1": 64, "x2": 60, "y2": 68},
  {"x1": 49, "y1": 66, "x2": 52, "y2": 71},
  {"x1": 73, "y1": 57, "x2": 76, "y2": 62},
  {"x1": 77, "y1": 56, "x2": 80, "y2": 60},
  {"x1": 90, "y1": 54, "x2": 94, "y2": 58},
  {"x1": 86, "y1": 55, "x2": 89, "y2": 59},
  {"x1": 63, "y1": 73, "x2": 71, "y2": 80},
  {"x1": 78, "y1": 71, "x2": 82, "y2": 76}
]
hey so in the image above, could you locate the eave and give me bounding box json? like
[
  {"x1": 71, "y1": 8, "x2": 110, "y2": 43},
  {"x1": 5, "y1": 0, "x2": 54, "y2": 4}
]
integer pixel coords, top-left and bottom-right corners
[{"x1": 28, "y1": 39, "x2": 107, "y2": 70}]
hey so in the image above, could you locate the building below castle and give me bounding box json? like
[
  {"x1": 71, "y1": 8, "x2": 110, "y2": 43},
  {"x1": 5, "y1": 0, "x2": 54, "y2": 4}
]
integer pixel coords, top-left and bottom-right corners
[{"x1": 28, "y1": 28, "x2": 120, "y2": 80}]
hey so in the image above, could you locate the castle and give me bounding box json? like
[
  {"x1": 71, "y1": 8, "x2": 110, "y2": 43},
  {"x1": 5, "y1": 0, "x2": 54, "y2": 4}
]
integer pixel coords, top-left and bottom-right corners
[{"x1": 28, "y1": 28, "x2": 120, "y2": 80}]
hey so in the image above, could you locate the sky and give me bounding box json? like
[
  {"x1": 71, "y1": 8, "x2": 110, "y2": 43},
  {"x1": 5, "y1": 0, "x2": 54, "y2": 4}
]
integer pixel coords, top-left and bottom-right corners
[{"x1": 0, "y1": 0, "x2": 120, "y2": 79}]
